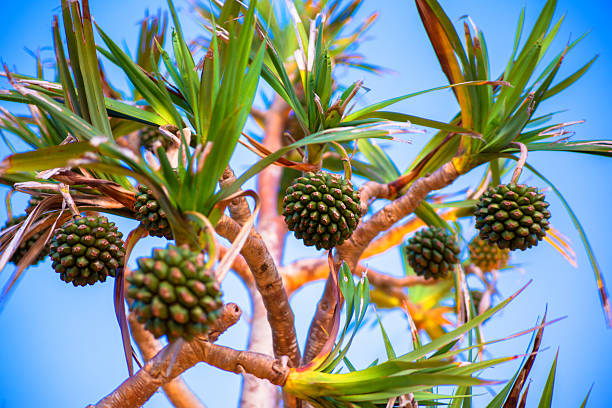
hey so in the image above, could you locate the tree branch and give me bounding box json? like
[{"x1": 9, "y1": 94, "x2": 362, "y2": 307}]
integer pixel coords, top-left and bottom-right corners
[
  {"x1": 216, "y1": 216, "x2": 300, "y2": 368},
  {"x1": 357, "y1": 180, "x2": 394, "y2": 213},
  {"x1": 361, "y1": 209, "x2": 461, "y2": 260},
  {"x1": 220, "y1": 166, "x2": 280, "y2": 408},
  {"x1": 220, "y1": 95, "x2": 300, "y2": 375},
  {"x1": 257, "y1": 96, "x2": 298, "y2": 408},
  {"x1": 217, "y1": 245, "x2": 253, "y2": 287},
  {"x1": 303, "y1": 161, "x2": 460, "y2": 362},
  {"x1": 220, "y1": 167, "x2": 251, "y2": 226},
  {"x1": 257, "y1": 96, "x2": 290, "y2": 263},
  {"x1": 90, "y1": 303, "x2": 243, "y2": 408},
  {"x1": 282, "y1": 258, "x2": 434, "y2": 295},
  {"x1": 302, "y1": 272, "x2": 336, "y2": 365},
  {"x1": 128, "y1": 313, "x2": 206, "y2": 408},
  {"x1": 338, "y1": 161, "x2": 460, "y2": 270}
]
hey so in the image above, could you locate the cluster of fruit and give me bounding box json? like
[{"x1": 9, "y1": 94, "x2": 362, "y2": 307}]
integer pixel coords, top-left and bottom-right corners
[
  {"x1": 282, "y1": 172, "x2": 551, "y2": 279},
  {"x1": 1, "y1": 185, "x2": 220, "y2": 341},
  {"x1": 1, "y1": 170, "x2": 551, "y2": 339}
]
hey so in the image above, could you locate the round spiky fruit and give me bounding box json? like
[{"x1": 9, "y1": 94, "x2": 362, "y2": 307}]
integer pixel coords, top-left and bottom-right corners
[
  {"x1": 127, "y1": 244, "x2": 223, "y2": 341},
  {"x1": 468, "y1": 236, "x2": 510, "y2": 272},
  {"x1": 406, "y1": 227, "x2": 460, "y2": 279},
  {"x1": 49, "y1": 215, "x2": 125, "y2": 286},
  {"x1": 474, "y1": 184, "x2": 551, "y2": 251},
  {"x1": 282, "y1": 171, "x2": 361, "y2": 250},
  {"x1": 2, "y1": 215, "x2": 49, "y2": 265},
  {"x1": 134, "y1": 185, "x2": 173, "y2": 240}
]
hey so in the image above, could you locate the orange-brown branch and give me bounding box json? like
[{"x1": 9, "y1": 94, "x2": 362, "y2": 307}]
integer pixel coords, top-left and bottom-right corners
[
  {"x1": 220, "y1": 167, "x2": 251, "y2": 226},
  {"x1": 338, "y1": 161, "x2": 460, "y2": 270},
  {"x1": 303, "y1": 161, "x2": 460, "y2": 363},
  {"x1": 302, "y1": 270, "x2": 337, "y2": 365},
  {"x1": 128, "y1": 314, "x2": 207, "y2": 408},
  {"x1": 361, "y1": 209, "x2": 461, "y2": 259},
  {"x1": 220, "y1": 165, "x2": 281, "y2": 408},
  {"x1": 216, "y1": 216, "x2": 300, "y2": 369},
  {"x1": 253, "y1": 95, "x2": 295, "y2": 407},
  {"x1": 257, "y1": 96, "x2": 290, "y2": 262},
  {"x1": 281, "y1": 257, "x2": 435, "y2": 296},
  {"x1": 90, "y1": 303, "x2": 246, "y2": 408},
  {"x1": 358, "y1": 180, "x2": 395, "y2": 212},
  {"x1": 217, "y1": 245, "x2": 253, "y2": 287}
]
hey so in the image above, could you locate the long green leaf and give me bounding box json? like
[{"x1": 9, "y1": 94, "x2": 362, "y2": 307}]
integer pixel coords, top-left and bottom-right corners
[
  {"x1": 357, "y1": 138, "x2": 399, "y2": 182},
  {"x1": 398, "y1": 282, "x2": 528, "y2": 363},
  {"x1": 345, "y1": 81, "x2": 492, "y2": 123},
  {"x1": 524, "y1": 140, "x2": 612, "y2": 157},
  {"x1": 376, "y1": 313, "x2": 396, "y2": 360},
  {"x1": 544, "y1": 56, "x2": 597, "y2": 100},
  {"x1": 0, "y1": 142, "x2": 95, "y2": 174},
  {"x1": 537, "y1": 352, "x2": 558, "y2": 408},
  {"x1": 357, "y1": 111, "x2": 479, "y2": 136},
  {"x1": 96, "y1": 24, "x2": 181, "y2": 125}
]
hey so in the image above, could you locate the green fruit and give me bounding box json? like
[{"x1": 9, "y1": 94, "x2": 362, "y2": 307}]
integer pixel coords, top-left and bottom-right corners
[
  {"x1": 127, "y1": 244, "x2": 223, "y2": 341},
  {"x1": 49, "y1": 215, "x2": 125, "y2": 286},
  {"x1": 134, "y1": 185, "x2": 173, "y2": 240},
  {"x1": 468, "y1": 236, "x2": 510, "y2": 272},
  {"x1": 282, "y1": 172, "x2": 361, "y2": 250},
  {"x1": 406, "y1": 226, "x2": 460, "y2": 280},
  {"x1": 2, "y1": 215, "x2": 49, "y2": 265},
  {"x1": 474, "y1": 184, "x2": 551, "y2": 251}
]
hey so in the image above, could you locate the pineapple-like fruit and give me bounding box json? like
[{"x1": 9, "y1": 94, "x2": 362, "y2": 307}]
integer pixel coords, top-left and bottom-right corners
[
  {"x1": 50, "y1": 215, "x2": 125, "y2": 286},
  {"x1": 406, "y1": 227, "x2": 460, "y2": 279},
  {"x1": 468, "y1": 236, "x2": 510, "y2": 272},
  {"x1": 127, "y1": 244, "x2": 223, "y2": 341},
  {"x1": 282, "y1": 172, "x2": 360, "y2": 250},
  {"x1": 475, "y1": 184, "x2": 551, "y2": 251},
  {"x1": 134, "y1": 185, "x2": 173, "y2": 240}
]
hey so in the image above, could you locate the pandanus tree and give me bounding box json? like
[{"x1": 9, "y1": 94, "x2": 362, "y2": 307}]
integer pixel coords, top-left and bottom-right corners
[{"x1": 0, "y1": 0, "x2": 610, "y2": 406}]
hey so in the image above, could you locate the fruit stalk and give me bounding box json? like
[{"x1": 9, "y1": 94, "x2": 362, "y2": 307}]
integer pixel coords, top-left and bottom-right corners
[{"x1": 510, "y1": 142, "x2": 528, "y2": 184}]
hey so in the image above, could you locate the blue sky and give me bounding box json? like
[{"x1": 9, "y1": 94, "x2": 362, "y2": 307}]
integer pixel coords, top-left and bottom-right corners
[{"x1": 0, "y1": 0, "x2": 611, "y2": 407}]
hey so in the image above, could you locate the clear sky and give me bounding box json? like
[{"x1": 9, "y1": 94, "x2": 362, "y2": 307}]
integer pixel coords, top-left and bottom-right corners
[{"x1": 0, "y1": 0, "x2": 611, "y2": 407}]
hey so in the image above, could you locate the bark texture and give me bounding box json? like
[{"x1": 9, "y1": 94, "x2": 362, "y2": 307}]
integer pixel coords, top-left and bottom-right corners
[
  {"x1": 216, "y1": 217, "x2": 300, "y2": 370},
  {"x1": 302, "y1": 272, "x2": 336, "y2": 364},
  {"x1": 90, "y1": 303, "x2": 243, "y2": 408},
  {"x1": 255, "y1": 96, "x2": 299, "y2": 408},
  {"x1": 221, "y1": 166, "x2": 279, "y2": 408},
  {"x1": 257, "y1": 97, "x2": 290, "y2": 263},
  {"x1": 338, "y1": 162, "x2": 460, "y2": 270},
  {"x1": 128, "y1": 313, "x2": 206, "y2": 408}
]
